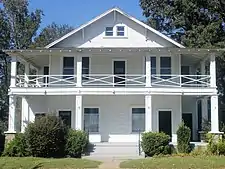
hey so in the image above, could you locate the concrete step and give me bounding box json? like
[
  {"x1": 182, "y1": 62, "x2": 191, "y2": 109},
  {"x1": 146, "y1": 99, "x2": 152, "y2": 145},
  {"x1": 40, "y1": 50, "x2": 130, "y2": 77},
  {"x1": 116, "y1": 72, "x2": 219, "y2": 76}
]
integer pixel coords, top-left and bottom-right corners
[{"x1": 85, "y1": 142, "x2": 141, "y2": 157}]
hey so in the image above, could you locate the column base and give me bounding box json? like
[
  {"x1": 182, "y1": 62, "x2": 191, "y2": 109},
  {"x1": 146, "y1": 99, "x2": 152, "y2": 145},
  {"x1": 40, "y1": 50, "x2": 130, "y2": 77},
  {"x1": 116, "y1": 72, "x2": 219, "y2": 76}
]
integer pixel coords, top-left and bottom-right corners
[{"x1": 4, "y1": 131, "x2": 16, "y2": 144}]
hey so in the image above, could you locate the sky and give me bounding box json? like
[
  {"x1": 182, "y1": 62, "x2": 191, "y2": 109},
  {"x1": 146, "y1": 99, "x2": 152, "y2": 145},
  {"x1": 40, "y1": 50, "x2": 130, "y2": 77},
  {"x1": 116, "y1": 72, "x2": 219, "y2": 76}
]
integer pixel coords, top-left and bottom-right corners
[{"x1": 28, "y1": 0, "x2": 146, "y2": 31}]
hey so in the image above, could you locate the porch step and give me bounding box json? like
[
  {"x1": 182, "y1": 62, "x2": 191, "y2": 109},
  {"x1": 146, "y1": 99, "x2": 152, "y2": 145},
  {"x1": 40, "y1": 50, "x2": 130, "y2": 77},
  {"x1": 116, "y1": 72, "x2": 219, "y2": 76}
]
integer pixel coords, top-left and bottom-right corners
[{"x1": 85, "y1": 142, "x2": 141, "y2": 157}]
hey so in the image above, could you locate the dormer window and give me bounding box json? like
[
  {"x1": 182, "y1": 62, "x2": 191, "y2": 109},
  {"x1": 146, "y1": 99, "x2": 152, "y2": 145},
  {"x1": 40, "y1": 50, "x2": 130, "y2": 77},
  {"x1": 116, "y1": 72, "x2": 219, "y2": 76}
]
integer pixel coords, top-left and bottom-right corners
[
  {"x1": 105, "y1": 27, "x2": 113, "y2": 36},
  {"x1": 117, "y1": 26, "x2": 125, "y2": 36}
]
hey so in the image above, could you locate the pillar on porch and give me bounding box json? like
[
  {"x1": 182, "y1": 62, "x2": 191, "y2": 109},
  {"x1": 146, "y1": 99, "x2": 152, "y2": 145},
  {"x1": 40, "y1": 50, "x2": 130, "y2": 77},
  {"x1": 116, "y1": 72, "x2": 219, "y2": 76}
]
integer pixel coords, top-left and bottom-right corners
[
  {"x1": 201, "y1": 98, "x2": 208, "y2": 124},
  {"x1": 10, "y1": 56, "x2": 17, "y2": 88},
  {"x1": 145, "y1": 55, "x2": 151, "y2": 87},
  {"x1": 210, "y1": 95, "x2": 220, "y2": 133},
  {"x1": 21, "y1": 96, "x2": 29, "y2": 132},
  {"x1": 75, "y1": 95, "x2": 82, "y2": 130},
  {"x1": 7, "y1": 95, "x2": 16, "y2": 133},
  {"x1": 210, "y1": 53, "x2": 216, "y2": 88},
  {"x1": 24, "y1": 62, "x2": 30, "y2": 87},
  {"x1": 145, "y1": 95, "x2": 152, "y2": 131},
  {"x1": 76, "y1": 55, "x2": 82, "y2": 87}
]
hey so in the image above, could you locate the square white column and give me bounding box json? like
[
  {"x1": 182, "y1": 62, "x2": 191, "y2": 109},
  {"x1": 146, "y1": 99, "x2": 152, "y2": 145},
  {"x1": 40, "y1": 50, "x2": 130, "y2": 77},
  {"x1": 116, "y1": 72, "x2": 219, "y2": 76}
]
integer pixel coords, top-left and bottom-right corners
[
  {"x1": 210, "y1": 95, "x2": 219, "y2": 133},
  {"x1": 24, "y1": 63, "x2": 30, "y2": 87},
  {"x1": 10, "y1": 56, "x2": 17, "y2": 87},
  {"x1": 145, "y1": 95, "x2": 152, "y2": 131},
  {"x1": 76, "y1": 55, "x2": 82, "y2": 87},
  {"x1": 7, "y1": 95, "x2": 16, "y2": 132},
  {"x1": 21, "y1": 96, "x2": 29, "y2": 132},
  {"x1": 75, "y1": 95, "x2": 82, "y2": 130},
  {"x1": 210, "y1": 53, "x2": 216, "y2": 87},
  {"x1": 145, "y1": 55, "x2": 151, "y2": 87}
]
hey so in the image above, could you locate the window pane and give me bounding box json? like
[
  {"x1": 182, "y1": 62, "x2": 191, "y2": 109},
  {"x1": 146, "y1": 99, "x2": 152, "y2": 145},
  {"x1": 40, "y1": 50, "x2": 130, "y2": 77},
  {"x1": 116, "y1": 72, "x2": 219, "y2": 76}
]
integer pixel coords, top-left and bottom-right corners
[
  {"x1": 151, "y1": 57, "x2": 156, "y2": 68},
  {"x1": 82, "y1": 57, "x2": 89, "y2": 74},
  {"x1": 84, "y1": 108, "x2": 99, "y2": 133},
  {"x1": 59, "y1": 111, "x2": 71, "y2": 128},
  {"x1": 63, "y1": 68, "x2": 74, "y2": 75},
  {"x1": 106, "y1": 27, "x2": 113, "y2": 31},
  {"x1": 117, "y1": 31, "x2": 124, "y2": 36},
  {"x1": 117, "y1": 26, "x2": 124, "y2": 31},
  {"x1": 132, "y1": 108, "x2": 145, "y2": 132},
  {"x1": 160, "y1": 68, "x2": 171, "y2": 75},
  {"x1": 160, "y1": 57, "x2": 171, "y2": 68},
  {"x1": 63, "y1": 57, "x2": 74, "y2": 68}
]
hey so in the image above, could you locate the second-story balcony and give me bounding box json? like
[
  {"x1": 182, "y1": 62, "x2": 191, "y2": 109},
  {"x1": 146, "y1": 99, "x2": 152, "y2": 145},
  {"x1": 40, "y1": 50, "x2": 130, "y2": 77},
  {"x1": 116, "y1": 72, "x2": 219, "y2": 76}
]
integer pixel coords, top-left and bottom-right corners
[{"x1": 16, "y1": 74, "x2": 211, "y2": 88}]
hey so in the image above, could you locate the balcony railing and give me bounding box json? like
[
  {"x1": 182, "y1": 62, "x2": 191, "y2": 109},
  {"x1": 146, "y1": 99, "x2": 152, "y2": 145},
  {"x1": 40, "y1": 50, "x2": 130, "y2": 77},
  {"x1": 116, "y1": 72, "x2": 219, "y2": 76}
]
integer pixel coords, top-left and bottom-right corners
[{"x1": 16, "y1": 74, "x2": 211, "y2": 88}]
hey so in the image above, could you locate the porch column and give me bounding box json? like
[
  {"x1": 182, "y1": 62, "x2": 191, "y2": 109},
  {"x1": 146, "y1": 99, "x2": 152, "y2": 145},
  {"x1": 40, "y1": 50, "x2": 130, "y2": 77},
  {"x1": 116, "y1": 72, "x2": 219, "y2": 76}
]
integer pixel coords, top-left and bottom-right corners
[
  {"x1": 210, "y1": 53, "x2": 216, "y2": 88},
  {"x1": 21, "y1": 96, "x2": 29, "y2": 132},
  {"x1": 10, "y1": 56, "x2": 17, "y2": 87},
  {"x1": 145, "y1": 55, "x2": 151, "y2": 87},
  {"x1": 145, "y1": 95, "x2": 152, "y2": 131},
  {"x1": 24, "y1": 62, "x2": 30, "y2": 87},
  {"x1": 7, "y1": 95, "x2": 16, "y2": 132},
  {"x1": 201, "y1": 97, "x2": 208, "y2": 124},
  {"x1": 75, "y1": 95, "x2": 82, "y2": 130},
  {"x1": 76, "y1": 55, "x2": 82, "y2": 87},
  {"x1": 210, "y1": 95, "x2": 219, "y2": 133}
]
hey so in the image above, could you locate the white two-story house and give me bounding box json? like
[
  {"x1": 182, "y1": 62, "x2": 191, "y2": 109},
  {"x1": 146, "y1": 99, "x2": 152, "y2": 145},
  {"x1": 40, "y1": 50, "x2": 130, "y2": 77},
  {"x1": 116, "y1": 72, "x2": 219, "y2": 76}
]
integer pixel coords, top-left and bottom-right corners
[{"x1": 4, "y1": 7, "x2": 221, "y2": 145}]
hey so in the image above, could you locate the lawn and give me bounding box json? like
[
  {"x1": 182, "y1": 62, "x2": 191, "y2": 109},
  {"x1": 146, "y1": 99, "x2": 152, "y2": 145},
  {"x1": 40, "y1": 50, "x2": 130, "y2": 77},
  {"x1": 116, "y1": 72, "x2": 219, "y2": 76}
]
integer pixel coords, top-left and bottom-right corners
[
  {"x1": 120, "y1": 156, "x2": 225, "y2": 169},
  {"x1": 0, "y1": 157, "x2": 101, "y2": 169}
]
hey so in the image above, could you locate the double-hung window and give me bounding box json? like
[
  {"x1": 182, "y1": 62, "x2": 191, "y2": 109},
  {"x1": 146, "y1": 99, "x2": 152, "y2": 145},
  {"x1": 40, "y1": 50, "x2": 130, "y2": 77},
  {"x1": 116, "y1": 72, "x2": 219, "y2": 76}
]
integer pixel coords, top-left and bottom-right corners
[
  {"x1": 59, "y1": 111, "x2": 71, "y2": 128},
  {"x1": 82, "y1": 57, "x2": 89, "y2": 80},
  {"x1": 117, "y1": 26, "x2": 125, "y2": 36},
  {"x1": 160, "y1": 57, "x2": 171, "y2": 79},
  {"x1": 63, "y1": 57, "x2": 74, "y2": 79},
  {"x1": 84, "y1": 108, "x2": 99, "y2": 133},
  {"x1": 105, "y1": 27, "x2": 113, "y2": 36},
  {"x1": 132, "y1": 108, "x2": 145, "y2": 132}
]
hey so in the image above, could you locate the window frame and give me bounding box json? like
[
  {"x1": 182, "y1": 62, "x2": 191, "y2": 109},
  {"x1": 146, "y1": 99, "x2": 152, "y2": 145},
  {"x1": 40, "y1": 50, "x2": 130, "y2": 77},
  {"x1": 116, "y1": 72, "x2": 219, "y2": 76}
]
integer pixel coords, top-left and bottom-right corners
[
  {"x1": 62, "y1": 56, "x2": 75, "y2": 79},
  {"x1": 105, "y1": 27, "x2": 113, "y2": 36},
  {"x1": 131, "y1": 107, "x2": 145, "y2": 133},
  {"x1": 116, "y1": 26, "x2": 125, "y2": 36},
  {"x1": 160, "y1": 56, "x2": 172, "y2": 79},
  {"x1": 83, "y1": 107, "x2": 100, "y2": 133},
  {"x1": 82, "y1": 57, "x2": 90, "y2": 81},
  {"x1": 58, "y1": 110, "x2": 72, "y2": 128}
]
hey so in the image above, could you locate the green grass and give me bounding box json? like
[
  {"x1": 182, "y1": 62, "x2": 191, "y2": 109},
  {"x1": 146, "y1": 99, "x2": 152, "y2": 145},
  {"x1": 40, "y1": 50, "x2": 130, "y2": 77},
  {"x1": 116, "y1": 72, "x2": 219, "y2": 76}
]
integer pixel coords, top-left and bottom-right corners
[
  {"x1": 120, "y1": 156, "x2": 225, "y2": 169},
  {"x1": 0, "y1": 157, "x2": 101, "y2": 169}
]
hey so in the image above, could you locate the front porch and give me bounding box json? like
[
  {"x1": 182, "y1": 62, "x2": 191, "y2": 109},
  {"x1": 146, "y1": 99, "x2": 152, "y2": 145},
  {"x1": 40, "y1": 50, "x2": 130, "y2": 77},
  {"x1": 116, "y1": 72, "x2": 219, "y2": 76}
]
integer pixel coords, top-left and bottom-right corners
[{"x1": 9, "y1": 95, "x2": 219, "y2": 143}]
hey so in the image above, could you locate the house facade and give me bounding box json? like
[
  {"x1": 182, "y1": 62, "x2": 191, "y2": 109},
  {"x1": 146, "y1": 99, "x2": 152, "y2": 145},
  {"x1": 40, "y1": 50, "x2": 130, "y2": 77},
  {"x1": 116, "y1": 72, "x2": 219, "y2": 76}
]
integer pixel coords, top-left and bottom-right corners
[{"x1": 4, "y1": 8, "x2": 221, "y2": 144}]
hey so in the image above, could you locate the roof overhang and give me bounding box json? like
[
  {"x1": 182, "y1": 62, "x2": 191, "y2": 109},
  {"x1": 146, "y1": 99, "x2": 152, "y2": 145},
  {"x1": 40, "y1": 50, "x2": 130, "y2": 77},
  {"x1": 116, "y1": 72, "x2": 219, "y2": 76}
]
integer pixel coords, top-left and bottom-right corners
[{"x1": 3, "y1": 48, "x2": 224, "y2": 55}]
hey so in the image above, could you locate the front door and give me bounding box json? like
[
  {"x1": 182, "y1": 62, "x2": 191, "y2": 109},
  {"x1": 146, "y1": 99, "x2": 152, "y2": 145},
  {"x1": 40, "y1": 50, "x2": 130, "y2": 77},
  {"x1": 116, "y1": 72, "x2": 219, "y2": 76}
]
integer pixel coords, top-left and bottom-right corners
[
  {"x1": 113, "y1": 60, "x2": 126, "y2": 86},
  {"x1": 182, "y1": 113, "x2": 193, "y2": 141},
  {"x1": 159, "y1": 111, "x2": 172, "y2": 138}
]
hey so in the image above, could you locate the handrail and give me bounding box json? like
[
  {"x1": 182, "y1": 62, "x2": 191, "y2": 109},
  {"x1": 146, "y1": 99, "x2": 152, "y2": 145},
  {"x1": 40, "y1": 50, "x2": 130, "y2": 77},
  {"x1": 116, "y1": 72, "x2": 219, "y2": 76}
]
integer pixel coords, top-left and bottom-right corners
[{"x1": 16, "y1": 74, "x2": 211, "y2": 88}]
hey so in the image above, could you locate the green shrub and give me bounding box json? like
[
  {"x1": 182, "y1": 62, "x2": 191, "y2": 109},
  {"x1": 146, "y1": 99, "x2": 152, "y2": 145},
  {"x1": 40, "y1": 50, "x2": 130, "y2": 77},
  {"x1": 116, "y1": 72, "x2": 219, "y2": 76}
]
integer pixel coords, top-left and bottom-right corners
[
  {"x1": 25, "y1": 115, "x2": 68, "y2": 158},
  {"x1": 65, "y1": 129, "x2": 88, "y2": 158},
  {"x1": 177, "y1": 121, "x2": 191, "y2": 153},
  {"x1": 207, "y1": 133, "x2": 225, "y2": 155},
  {"x1": 141, "y1": 132, "x2": 171, "y2": 157},
  {"x1": 2, "y1": 133, "x2": 30, "y2": 157}
]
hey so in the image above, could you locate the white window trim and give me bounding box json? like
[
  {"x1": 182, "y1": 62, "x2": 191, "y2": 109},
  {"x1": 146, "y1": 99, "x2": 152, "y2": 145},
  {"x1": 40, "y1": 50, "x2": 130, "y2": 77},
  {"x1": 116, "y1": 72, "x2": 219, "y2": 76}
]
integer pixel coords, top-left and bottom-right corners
[
  {"x1": 103, "y1": 24, "x2": 128, "y2": 38},
  {"x1": 130, "y1": 106, "x2": 145, "y2": 134},
  {"x1": 83, "y1": 107, "x2": 100, "y2": 134}
]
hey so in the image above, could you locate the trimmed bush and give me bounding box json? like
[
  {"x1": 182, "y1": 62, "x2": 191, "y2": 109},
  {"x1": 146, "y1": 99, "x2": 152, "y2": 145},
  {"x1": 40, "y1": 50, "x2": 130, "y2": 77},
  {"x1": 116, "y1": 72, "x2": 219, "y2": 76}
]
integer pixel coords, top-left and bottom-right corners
[
  {"x1": 141, "y1": 132, "x2": 171, "y2": 157},
  {"x1": 207, "y1": 133, "x2": 225, "y2": 155},
  {"x1": 65, "y1": 129, "x2": 88, "y2": 158},
  {"x1": 2, "y1": 133, "x2": 30, "y2": 157},
  {"x1": 177, "y1": 121, "x2": 191, "y2": 153},
  {"x1": 25, "y1": 115, "x2": 68, "y2": 158}
]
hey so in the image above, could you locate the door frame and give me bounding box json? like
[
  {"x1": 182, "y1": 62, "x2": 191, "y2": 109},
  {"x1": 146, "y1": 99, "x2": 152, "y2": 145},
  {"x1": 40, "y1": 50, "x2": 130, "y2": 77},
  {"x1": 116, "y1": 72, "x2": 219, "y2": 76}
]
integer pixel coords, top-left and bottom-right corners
[
  {"x1": 157, "y1": 109, "x2": 173, "y2": 134},
  {"x1": 182, "y1": 112, "x2": 194, "y2": 141},
  {"x1": 112, "y1": 59, "x2": 127, "y2": 75}
]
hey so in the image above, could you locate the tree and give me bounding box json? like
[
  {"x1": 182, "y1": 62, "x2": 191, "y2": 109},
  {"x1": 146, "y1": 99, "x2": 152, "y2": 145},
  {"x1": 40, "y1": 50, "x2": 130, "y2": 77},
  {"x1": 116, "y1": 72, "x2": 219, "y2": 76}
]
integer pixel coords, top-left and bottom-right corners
[
  {"x1": 31, "y1": 22, "x2": 74, "y2": 48},
  {"x1": 139, "y1": 0, "x2": 225, "y2": 104},
  {"x1": 0, "y1": 0, "x2": 43, "y2": 130}
]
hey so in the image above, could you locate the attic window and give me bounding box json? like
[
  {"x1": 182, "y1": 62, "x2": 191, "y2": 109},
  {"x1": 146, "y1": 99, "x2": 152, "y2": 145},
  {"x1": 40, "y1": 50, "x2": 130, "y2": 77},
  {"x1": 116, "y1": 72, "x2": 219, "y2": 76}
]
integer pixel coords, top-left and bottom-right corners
[
  {"x1": 117, "y1": 26, "x2": 125, "y2": 36},
  {"x1": 105, "y1": 27, "x2": 113, "y2": 36}
]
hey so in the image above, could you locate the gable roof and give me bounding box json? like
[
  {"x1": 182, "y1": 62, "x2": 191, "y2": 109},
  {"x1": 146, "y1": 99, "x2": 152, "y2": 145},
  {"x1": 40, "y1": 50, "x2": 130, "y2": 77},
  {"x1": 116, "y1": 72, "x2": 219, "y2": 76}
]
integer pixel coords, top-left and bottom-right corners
[{"x1": 45, "y1": 7, "x2": 185, "y2": 49}]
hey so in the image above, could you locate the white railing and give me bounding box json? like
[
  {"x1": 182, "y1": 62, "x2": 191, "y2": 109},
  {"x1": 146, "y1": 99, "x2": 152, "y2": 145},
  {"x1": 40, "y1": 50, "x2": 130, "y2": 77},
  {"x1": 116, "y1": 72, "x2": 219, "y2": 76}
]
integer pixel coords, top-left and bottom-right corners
[
  {"x1": 16, "y1": 74, "x2": 211, "y2": 88},
  {"x1": 82, "y1": 74, "x2": 146, "y2": 87},
  {"x1": 151, "y1": 75, "x2": 210, "y2": 87},
  {"x1": 16, "y1": 75, "x2": 77, "y2": 87}
]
